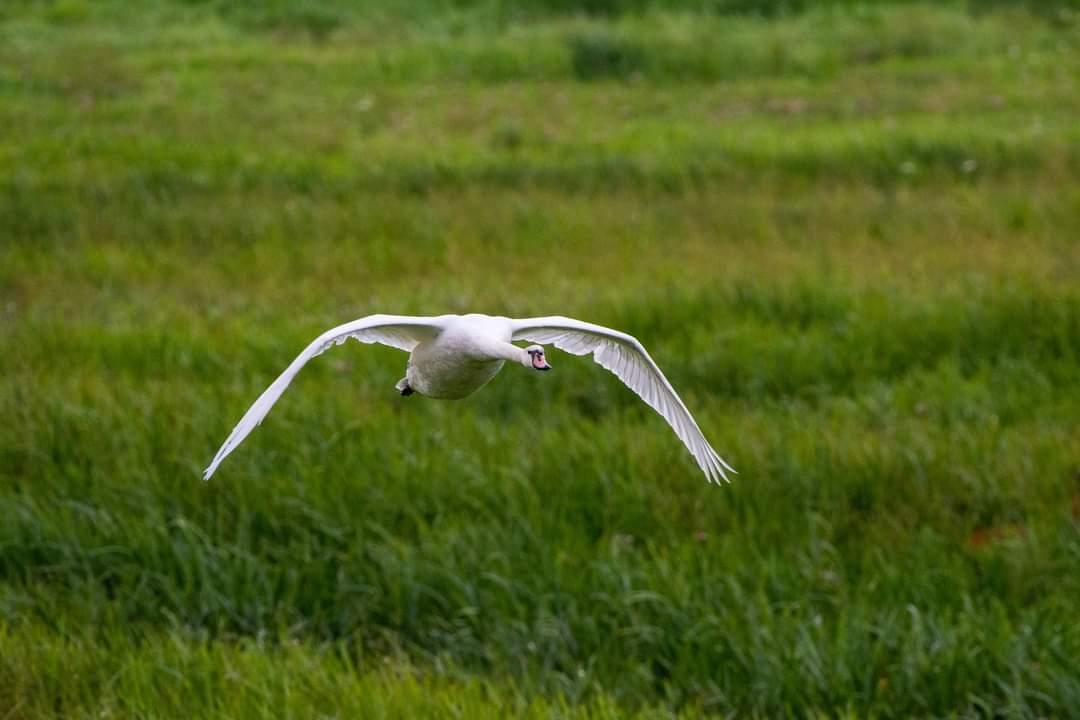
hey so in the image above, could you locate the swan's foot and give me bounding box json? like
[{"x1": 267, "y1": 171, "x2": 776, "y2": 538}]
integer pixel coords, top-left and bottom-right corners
[
  {"x1": 400, "y1": 385, "x2": 414, "y2": 396},
  {"x1": 395, "y1": 377, "x2": 414, "y2": 396}
]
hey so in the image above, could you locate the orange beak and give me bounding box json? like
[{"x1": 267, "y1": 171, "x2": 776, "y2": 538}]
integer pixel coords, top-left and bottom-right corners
[{"x1": 532, "y1": 353, "x2": 551, "y2": 371}]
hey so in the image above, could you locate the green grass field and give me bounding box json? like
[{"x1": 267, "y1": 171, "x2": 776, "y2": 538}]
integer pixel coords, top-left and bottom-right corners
[{"x1": 2, "y1": 0, "x2": 1079, "y2": 716}]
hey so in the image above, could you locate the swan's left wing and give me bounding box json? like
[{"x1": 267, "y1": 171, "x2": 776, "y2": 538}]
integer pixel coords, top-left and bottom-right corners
[
  {"x1": 511, "y1": 316, "x2": 734, "y2": 484},
  {"x1": 203, "y1": 314, "x2": 450, "y2": 480}
]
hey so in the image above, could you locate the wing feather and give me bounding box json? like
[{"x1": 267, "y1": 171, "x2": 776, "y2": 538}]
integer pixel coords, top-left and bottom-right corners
[
  {"x1": 512, "y1": 315, "x2": 734, "y2": 484},
  {"x1": 203, "y1": 314, "x2": 449, "y2": 480}
]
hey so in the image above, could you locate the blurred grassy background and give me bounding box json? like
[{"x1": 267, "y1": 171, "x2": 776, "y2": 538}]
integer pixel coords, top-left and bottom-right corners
[{"x1": 2, "y1": 0, "x2": 1079, "y2": 717}]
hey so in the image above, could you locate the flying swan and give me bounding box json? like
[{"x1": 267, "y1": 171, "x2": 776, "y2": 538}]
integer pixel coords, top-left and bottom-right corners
[{"x1": 203, "y1": 313, "x2": 734, "y2": 483}]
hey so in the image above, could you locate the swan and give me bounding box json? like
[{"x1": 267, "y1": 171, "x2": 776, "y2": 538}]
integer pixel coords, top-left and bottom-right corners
[{"x1": 202, "y1": 313, "x2": 734, "y2": 484}]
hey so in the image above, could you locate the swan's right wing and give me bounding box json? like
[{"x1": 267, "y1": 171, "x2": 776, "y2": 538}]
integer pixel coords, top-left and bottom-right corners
[
  {"x1": 203, "y1": 314, "x2": 450, "y2": 480},
  {"x1": 511, "y1": 315, "x2": 733, "y2": 484}
]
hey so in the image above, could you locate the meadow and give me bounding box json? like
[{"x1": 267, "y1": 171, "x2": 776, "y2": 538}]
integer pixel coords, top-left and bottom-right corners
[{"x1": 1, "y1": 0, "x2": 1079, "y2": 716}]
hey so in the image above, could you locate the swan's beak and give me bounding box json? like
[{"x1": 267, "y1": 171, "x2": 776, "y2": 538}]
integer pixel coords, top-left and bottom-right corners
[{"x1": 532, "y1": 354, "x2": 551, "y2": 371}]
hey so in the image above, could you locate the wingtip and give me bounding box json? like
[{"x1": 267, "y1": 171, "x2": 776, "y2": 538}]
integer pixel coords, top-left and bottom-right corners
[{"x1": 704, "y1": 452, "x2": 736, "y2": 486}]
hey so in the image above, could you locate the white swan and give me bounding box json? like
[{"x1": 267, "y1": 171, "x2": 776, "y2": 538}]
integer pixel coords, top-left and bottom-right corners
[{"x1": 203, "y1": 313, "x2": 734, "y2": 484}]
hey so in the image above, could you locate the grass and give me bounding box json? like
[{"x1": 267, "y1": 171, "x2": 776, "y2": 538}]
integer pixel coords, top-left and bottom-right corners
[{"x1": 2, "y1": 0, "x2": 1080, "y2": 717}]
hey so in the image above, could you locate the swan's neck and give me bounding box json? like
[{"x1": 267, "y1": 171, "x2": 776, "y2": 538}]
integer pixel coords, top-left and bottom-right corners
[{"x1": 490, "y1": 342, "x2": 528, "y2": 366}]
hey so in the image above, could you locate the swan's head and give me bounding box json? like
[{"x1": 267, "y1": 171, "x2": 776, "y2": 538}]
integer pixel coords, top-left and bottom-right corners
[{"x1": 524, "y1": 344, "x2": 551, "y2": 371}]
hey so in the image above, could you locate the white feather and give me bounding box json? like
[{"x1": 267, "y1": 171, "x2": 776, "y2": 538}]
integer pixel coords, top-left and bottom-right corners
[
  {"x1": 202, "y1": 314, "x2": 448, "y2": 480},
  {"x1": 511, "y1": 316, "x2": 734, "y2": 483}
]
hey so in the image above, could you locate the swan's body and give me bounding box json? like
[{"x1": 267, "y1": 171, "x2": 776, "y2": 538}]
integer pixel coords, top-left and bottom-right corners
[
  {"x1": 404, "y1": 315, "x2": 513, "y2": 399},
  {"x1": 203, "y1": 313, "x2": 734, "y2": 484}
]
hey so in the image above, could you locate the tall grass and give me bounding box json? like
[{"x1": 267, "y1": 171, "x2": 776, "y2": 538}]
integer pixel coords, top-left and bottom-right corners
[{"x1": 2, "y1": 0, "x2": 1079, "y2": 717}]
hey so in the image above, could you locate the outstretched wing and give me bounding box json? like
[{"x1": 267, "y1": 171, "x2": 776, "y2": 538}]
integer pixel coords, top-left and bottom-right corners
[
  {"x1": 203, "y1": 314, "x2": 450, "y2": 480},
  {"x1": 511, "y1": 316, "x2": 734, "y2": 484}
]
